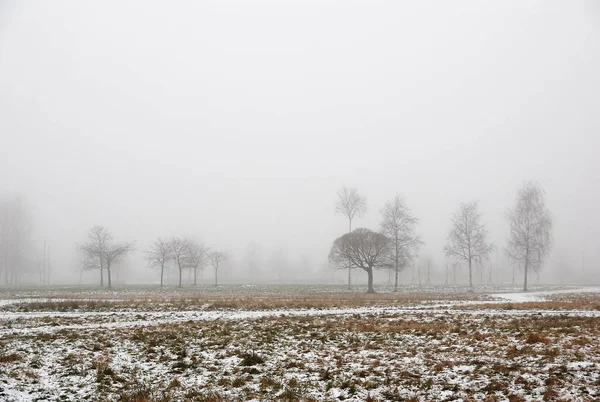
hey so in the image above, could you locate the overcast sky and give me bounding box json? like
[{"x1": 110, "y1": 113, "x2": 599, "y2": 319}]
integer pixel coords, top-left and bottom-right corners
[{"x1": 1, "y1": 1, "x2": 599, "y2": 282}]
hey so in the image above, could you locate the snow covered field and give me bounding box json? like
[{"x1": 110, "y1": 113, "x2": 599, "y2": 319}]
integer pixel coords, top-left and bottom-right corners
[{"x1": 0, "y1": 285, "x2": 599, "y2": 401}]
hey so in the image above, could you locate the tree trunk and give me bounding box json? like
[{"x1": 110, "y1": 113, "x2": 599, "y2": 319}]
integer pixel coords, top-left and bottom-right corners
[
  {"x1": 42, "y1": 242, "x2": 46, "y2": 286},
  {"x1": 194, "y1": 267, "x2": 197, "y2": 286},
  {"x1": 107, "y1": 265, "x2": 112, "y2": 289},
  {"x1": 160, "y1": 265, "x2": 164, "y2": 287},
  {"x1": 214, "y1": 266, "x2": 218, "y2": 287},
  {"x1": 348, "y1": 219, "x2": 352, "y2": 287},
  {"x1": 394, "y1": 266, "x2": 399, "y2": 292},
  {"x1": 178, "y1": 267, "x2": 182, "y2": 288},
  {"x1": 468, "y1": 258, "x2": 473, "y2": 289},
  {"x1": 45, "y1": 245, "x2": 50, "y2": 286},
  {"x1": 480, "y1": 264, "x2": 483, "y2": 284},
  {"x1": 523, "y1": 260, "x2": 528, "y2": 292},
  {"x1": 427, "y1": 262, "x2": 431, "y2": 285},
  {"x1": 445, "y1": 264, "x2": 449, "y2": 285},
  {"x1": 366, "y1": 268, "x2": 375, "y2": 293}
]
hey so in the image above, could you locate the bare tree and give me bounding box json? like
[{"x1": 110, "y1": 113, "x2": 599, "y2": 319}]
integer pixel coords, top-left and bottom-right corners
[
  {"x1": 244, "y1": 241, "x2": 262, "y2": 279},
  {"x1": 145, "y1": 238, "x2": 173, "y2": 287},
  {"x1": 0, "y1": 196, "x2": 33, "y2": 286},
  {"x1": 380, "y1": 195, "x2": 423, "y2": 291},
  {"x1": 506, "y1": 181, "x2": 553, "y2": 291},
  {"x1": 444, "y1": 201, "x2": 493, "y2": 290},
  {"x1": 104, "y1": 242, "x2": 136, "y2": 287},
  {"x1": 169, "y1": 237, "x2": 190, "y2": 288},
  {"x1": 269, "y1": 247, "x2": 288, "y2": 283},
  {"x1": 79, "y1": 226, "x2": 135, "y2": 288},
  {"x1": 78, "y1": 251, "x2": 99, "y2": 285},
  {"x1": 335, "y1": 187, "x2": 367, "y2": 287},
  {"x1": 78, "y1": 226, "x2": 109, "y2": 287},
  {"x1": 186, "y1": 240, "x2": 209, "y2": 286},
  {"x1": 42, "y1": 241, "x2": 50, "y2": 286},
  {"x1": 209, "y1": 251, "x2": 227, "y2": 286},
  {"x1": 329, "y1": 228, "x2": 391, "y2": 293},
  {"x1": 452, "y1": 260, "x2": 461, "y2": 285}
]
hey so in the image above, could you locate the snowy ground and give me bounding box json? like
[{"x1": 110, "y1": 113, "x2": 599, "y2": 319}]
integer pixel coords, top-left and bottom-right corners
[
  {"x1": 492, "y1": 287, "x2": 600, "y2": 303},
  {"x1": 0, "y1": 285, "x2": 599, "y2": 401}
]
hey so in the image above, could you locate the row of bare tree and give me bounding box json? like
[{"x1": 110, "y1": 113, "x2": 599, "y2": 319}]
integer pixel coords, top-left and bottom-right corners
[
  {"x1": 144, "y1": 237, "x2": 226, "y2": 288},
  {"x1": 330, "y1": 181, "x2": 553, "y2": 292},
  {"x1": 78, "y1": 226, "x2": 227, "y2": 288},
  {"x1": 444, "y1": 181, "x2": 552, "y2": 291}
]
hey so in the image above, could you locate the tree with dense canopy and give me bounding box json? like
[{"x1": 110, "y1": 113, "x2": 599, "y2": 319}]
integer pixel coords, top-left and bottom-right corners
[{"x1": 329, "y1": 228, "x2": 391, "y2": 293}]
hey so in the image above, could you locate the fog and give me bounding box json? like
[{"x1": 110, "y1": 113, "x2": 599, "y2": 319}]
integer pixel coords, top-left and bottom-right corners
[{"x1": 1, "y1": 1, "x2": 599, "y2": 286}]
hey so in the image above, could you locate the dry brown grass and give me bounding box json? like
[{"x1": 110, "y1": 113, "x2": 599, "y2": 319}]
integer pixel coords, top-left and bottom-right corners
[
  {"x1": 186, "y1": 291, "x2": 483, "y2": 310},
  {"x1": 460, "y1": 293, "x2": 600, "y2": 311},
  {"x1": 0, "y1": 353, "x2": 21, "y2": 363},
  {"x1": 2, "y1": 291, "x2": 483, "y2": 312},
  {"x1": 341, "y1": 318, "x2": 452, "y2": 334},
  {"x1": 433, "y1": 360, "x2": 453, "y2": 372},
  {"x1": 524, "y1": 332, "x2": 551, "y2": 344},
  {"x1": 506, "y1": 316, "x2": 599, "y2": 333},
  {"x1": 4, "y1": 305, "x2": 599, "y2": 402},
  {"x1": 458, "y1": 299, "x2": 600, "y2": 311}
]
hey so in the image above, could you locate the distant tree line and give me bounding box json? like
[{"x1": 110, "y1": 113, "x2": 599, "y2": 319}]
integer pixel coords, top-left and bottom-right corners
[
  {"x1": 145, "y1": 237, "x2": 227, "y2": 288},
  {"x1": 77, "y1": 228, "x2": 228, "y2": 289},
  {"x1": 0, "y1": 194, "x2": 50, "y2": 286},
  {"x1": 0, "y1": 181, "x2": 554, "y2": 292},
  {"x1": 330, "y1": 181, "x2": 552, "y2": 292}
]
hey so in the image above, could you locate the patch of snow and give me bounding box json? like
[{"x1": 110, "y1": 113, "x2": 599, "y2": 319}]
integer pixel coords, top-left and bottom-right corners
[{"x1": 493, "y1": 286, "x2": 600, "y2": 303}]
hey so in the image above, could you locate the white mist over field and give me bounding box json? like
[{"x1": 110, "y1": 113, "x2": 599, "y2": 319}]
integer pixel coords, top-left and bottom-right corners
[{"x1": 1, "y1": 1, "x2": 599, "y2": 287}]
